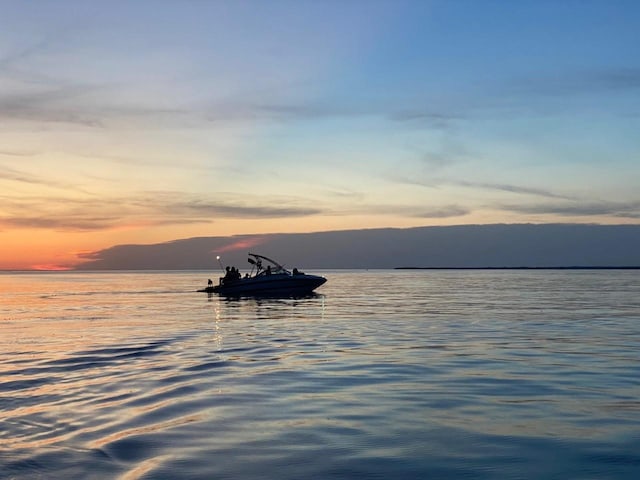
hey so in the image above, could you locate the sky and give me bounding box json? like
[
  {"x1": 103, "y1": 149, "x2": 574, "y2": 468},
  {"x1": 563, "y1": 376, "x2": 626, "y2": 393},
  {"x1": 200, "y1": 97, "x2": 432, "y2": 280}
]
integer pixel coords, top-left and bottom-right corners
[{"x1": 1, "y1": 0, "x2": 639, "y2": 270}]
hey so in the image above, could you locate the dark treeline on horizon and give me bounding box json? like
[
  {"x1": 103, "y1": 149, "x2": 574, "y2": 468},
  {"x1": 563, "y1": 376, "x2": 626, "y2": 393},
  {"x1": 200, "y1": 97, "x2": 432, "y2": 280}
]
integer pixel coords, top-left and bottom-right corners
[{"x1": 395, "y1": 266, "x2": 640, "y2": 270}]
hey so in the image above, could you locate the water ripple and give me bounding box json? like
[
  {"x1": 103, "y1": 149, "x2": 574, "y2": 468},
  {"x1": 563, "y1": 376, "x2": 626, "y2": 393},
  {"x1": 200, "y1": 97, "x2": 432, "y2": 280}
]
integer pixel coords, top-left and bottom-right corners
[{"x1": 1, "y1": 270, "x2": 640, "y2": 479}]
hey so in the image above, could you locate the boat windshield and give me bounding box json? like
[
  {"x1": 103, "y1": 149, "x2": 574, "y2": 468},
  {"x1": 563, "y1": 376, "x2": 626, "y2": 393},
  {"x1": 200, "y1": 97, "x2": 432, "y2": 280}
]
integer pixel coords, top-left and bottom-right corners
[{"x1": 248, "y1": 253, "x2": 290, "y2": 275}]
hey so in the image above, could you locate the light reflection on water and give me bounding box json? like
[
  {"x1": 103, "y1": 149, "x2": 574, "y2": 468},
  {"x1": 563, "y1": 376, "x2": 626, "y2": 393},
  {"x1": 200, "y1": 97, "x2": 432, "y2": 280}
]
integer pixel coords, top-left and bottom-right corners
[{"x1": 1, "y1": 270, "x2": 640, "y2": 479}]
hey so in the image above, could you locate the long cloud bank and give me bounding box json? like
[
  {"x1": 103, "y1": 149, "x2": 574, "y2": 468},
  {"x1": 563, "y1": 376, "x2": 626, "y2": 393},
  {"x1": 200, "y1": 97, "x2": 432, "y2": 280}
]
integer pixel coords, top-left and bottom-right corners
[{"x1": 75, "y1": 223, "x2": 640, "y2": 270}]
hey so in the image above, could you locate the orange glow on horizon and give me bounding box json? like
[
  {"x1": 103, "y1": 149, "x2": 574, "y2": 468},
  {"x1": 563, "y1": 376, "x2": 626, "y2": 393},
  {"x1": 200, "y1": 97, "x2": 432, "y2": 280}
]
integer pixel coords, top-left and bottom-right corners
[{"x1": 0, "y1": 228, "x2": 104, "y2": 271}]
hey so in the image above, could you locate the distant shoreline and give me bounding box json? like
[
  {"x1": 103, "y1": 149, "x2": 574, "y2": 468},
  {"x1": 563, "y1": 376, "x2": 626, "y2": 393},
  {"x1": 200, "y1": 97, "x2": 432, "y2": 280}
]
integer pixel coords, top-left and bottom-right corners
[{"x1": 395, "y1": 266, "x2": 640, "y2": 270}]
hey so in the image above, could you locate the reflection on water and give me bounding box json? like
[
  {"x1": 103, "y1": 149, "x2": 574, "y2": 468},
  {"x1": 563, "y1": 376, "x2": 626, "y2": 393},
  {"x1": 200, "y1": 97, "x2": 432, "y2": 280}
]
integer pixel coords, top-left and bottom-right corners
[{"x1": 1, "y1": 270, "x2": 640, "y2": 479}]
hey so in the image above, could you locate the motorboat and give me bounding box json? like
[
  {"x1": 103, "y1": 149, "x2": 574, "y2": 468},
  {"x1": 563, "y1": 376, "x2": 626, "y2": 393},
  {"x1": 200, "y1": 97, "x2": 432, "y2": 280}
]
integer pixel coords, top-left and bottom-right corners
[{"x1": 198, "y1": 253, "x2": 326, "y2": 296}]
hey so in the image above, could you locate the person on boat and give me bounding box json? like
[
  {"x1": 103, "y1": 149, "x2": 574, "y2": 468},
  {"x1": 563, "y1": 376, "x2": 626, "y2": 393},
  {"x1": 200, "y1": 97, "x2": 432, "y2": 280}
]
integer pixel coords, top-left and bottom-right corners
[
  {"x1": 223, "y1": 266, "x2": 235, "y2": 284},
  {"x1": 266, "y1": 265, "x2": 271, "y2": 275},
  {"x1": 225, "y1": 266, "x2": 240, "y2": 282},
  {"x1": 208, "y1": 279, "x2": 213, "y2": 287}
]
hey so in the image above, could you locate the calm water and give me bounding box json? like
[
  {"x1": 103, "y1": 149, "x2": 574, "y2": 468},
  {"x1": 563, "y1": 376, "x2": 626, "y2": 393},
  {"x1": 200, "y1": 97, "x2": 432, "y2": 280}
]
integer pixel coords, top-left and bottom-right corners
[{"x1": 1, "y1": 270, "x2": 639, "y2": 479}]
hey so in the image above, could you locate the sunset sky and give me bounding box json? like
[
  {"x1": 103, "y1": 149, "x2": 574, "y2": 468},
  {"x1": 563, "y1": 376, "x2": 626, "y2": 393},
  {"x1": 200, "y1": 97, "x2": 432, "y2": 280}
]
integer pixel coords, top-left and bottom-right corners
[{"x1": 1, "y1": 0, "x2": 639, "y2": 270}]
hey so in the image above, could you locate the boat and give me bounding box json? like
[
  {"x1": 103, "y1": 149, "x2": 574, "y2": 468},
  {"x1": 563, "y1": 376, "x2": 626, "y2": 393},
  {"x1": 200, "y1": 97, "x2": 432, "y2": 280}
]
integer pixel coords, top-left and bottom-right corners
[{"x1": 198, "y1": 253, "x2": 326, "y2": 296}]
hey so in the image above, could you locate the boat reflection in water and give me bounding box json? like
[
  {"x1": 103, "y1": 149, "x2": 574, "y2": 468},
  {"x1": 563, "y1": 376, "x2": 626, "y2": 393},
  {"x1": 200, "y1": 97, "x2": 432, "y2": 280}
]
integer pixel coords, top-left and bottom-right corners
[{"x1": 199, "y1": 253, "x2": 326, "y2": 297}]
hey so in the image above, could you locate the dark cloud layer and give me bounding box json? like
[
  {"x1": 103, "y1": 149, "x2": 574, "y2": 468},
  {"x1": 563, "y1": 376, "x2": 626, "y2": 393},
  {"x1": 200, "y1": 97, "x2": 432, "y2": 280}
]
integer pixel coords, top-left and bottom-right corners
[{"x1": 75, "y1": 224, "x2": 640, "y2": 270}]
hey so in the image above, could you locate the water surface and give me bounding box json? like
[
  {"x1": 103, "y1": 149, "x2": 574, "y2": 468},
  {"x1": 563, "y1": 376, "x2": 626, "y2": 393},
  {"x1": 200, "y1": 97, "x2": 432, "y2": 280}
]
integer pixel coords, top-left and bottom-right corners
[{"x1": 1, "y1": 270, "x2": 639, "y2": 479}]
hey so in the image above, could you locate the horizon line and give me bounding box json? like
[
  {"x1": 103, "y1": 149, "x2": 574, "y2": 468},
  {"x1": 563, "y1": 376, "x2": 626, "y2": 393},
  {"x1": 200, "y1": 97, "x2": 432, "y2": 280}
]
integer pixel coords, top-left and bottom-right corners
[{"x1": 4, "y1": 265, "x2": 640, "y2": 273}]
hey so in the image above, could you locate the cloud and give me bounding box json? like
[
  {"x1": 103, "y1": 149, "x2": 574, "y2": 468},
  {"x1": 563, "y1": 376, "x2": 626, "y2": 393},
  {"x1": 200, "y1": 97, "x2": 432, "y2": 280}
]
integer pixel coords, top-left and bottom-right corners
[
  {"x1": 0, "y1": 149, "x2": 38, "y2": 157},
  {"x1": 413, "y1": 206, "x2": 470, "y2": 218},
  {"x1": 0, "y1": 39, "x2": 502, "y2": 134},
  {"x1": 347, "y1": 203, "x2": 470, "y2": 219},
  {"x1": 511, "y1": 67, "x2": 640, "y2": 97},
  {"x1": 0, "y1": 84, "x2": 106, "y2": 127},
  {"x1": 383, "y1": 174, "x2": 640, "y2": 221},
  {"x1": 201, "y1": 99, "x2": 454, "y2": 127},
  {"x1": 501, "y1": 200, "x2": 640, "y2": 219},
  {"x1": 1, "y1": 180, "x2": 475, "y2": 233},
  {"x1": 0, "y1": 16, "x2": 83, "y2": 73},
  {"x1": 0, "y1": 82, "x2": 199, "y2": 129},
  {"x1": 248, "y1": 66, "x2": 640, "y2": 128},
  {"x1": 391, "y1": 174, "x2": 575, "y2": 202},
  {"x1": 592, "y1": 68, "x2": 640, "y2": 91},
  {"x1": 194, "y1": 67, "x2": 640, "y2": 130},
  {"x1": 242, "y1": 67, "x2": 640, "y2": 125},
  {"x1": 454, "y1": 180, "x2": 576, "y2": 201},
  {"x1": 389, "y1": 110, "x2": 459, "y2": 129},
  {"x1": 74, "y1": 224, "x2": 640, "y2": 270},
  {"x1": 418, "y1": 151, "x2": 459, "y2": 170},
  {"x1": 1, "y1": 216, "x2": 118, "y2": 231},
  {"x1": 0, "y1": 43, "x2": 191, "y2": 129},
  {"x1": 0, "y1": 165, "x2": 89, "y2": 192},
  {"x1": 0, "y1": 81, "x2": 366, "y2": 131},
  {"x1": 0, "y1": 34, "x2": 108, "y2": 126},
  {"x1": 167, "y1": 198, "x2": 323, "y2": 218},
  {"x1": 0, "y1": 190, "x2": 325, "y2": 232},
  {"x1": 0, "y1": 166, "x2": 46, "y2": 185}
]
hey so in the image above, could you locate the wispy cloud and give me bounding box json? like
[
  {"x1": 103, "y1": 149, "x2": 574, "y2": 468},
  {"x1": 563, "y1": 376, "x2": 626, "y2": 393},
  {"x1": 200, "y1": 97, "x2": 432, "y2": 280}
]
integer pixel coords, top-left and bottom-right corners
[
  {"x1": 412, "y1": 206, "x2": 470, "y2": 218},
  {"x1": 0, "y1": 37, "x2": 192, "y2": 129},
  {"x1": 337, "y1": 202, "x2": 470, "y2": 219},
  {"x1": 389, "y1": 110, "x2": 459, "y2": 129},
  {"x1": 0, "y1": 190, "x2": 325, "y2": 232},
  {"x1": 248, "y1": 67, "x2": 640, "y2": 124},
  {"x1": 501, "y1": 200, "x2": 640, "y2": 219},
  {"x1": 0, "y1": 166, "x2": 45, "y2": 185},
  {"x1": 384, "y1": 174, "x2": 636, "y2": 221},
  {"x1": 391, "y1": 174, "x2": 575, "y2": 202},
  {"x1": 226, "y1": 66, "x2": 640, "y2": 126},
  {"x1": 1, "y1": 215, "x2": 119, "y2": 231},
  {"x1": 510, "y1": 67, "x2": 640, "y2": 97},
  {"x1": 0, "y1": 149, "x2": 38, "y2": 157},
  {"x1": 0, "y1": 84, "x2": 105, "y2": 127},
  {"x1": 454, "y1": 180, "x2": 576, "y2": 201},
  {"x1": 163, "y1": 198, "x2": 323, "y2": 219},
  {"x1": 0, "y1": 165, "x2": 89, "y2": 192},
  {"x1": 195, "y1": 67, "x2": 640, "y2": 129},
  {"x1": 0, "y1": 26, "x2": 116, "y2": 128},
  {"x1": 0, "y1": 83, "x2": 199, "y2": 129},
  {"x1": 0, "y1": 27, "x2": 69, "y2": 78}
]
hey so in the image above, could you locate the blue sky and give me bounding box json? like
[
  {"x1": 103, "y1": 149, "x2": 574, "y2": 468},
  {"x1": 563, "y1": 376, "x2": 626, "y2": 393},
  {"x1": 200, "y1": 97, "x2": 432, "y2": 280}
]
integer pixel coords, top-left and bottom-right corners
[{"x1": 0, "y1": 0, "x2": 639, "y2": 268}]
